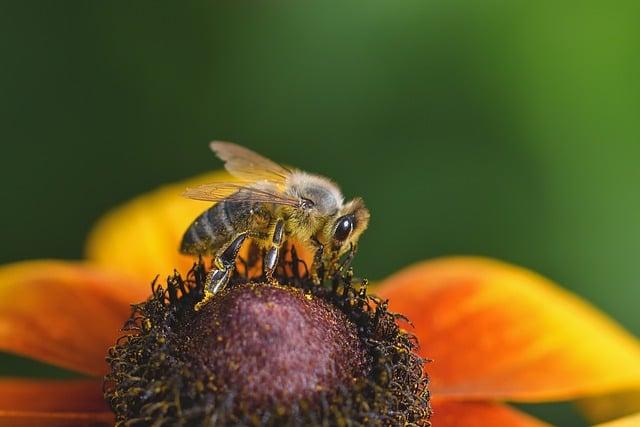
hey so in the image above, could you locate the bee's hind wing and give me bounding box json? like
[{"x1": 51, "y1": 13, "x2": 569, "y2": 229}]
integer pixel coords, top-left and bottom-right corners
[
  {"x1": 209, "y1": 141, "x2": 292, "y2": 185},
  {"x1": 183, "y1": 183, "x2": 301, "y2": 207}
]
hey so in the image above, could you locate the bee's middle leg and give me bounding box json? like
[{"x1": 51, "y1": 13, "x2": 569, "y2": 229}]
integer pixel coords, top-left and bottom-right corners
[
  {"x1": 263, "y1": 219, "x2": 285, "y2": 282},
  {"x1": 195, "y1": 233, "x2": 248, "y2": 311},
  {"x1": 310, "y1": 237, "x2": 324, "y2": 285}
]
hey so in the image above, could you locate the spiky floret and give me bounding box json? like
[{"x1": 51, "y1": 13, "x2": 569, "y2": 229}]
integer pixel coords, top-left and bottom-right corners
[{"x1": 105, "y1": 248, "x2": 431, "y2": 426}]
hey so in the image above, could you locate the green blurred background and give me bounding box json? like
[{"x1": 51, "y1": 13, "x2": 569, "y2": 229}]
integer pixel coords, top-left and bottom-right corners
[{"x1": 1, "y1": 1, "x2": 638, "y2": 425}]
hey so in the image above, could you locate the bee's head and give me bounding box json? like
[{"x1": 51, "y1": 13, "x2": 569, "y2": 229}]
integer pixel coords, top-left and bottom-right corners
[
  {"x1": 288, "y1": 172, "x2": 369, "y2": 255},
  {"x1": 325, "y1": 197, "x2": 370, "y2": 256}
]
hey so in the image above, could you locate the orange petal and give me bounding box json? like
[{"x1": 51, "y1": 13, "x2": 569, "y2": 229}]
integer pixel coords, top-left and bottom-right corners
[
  {"x1": 0, "y1": 412, "x2": 113, "y2": 427},
  {"x1": 85, "y1": 171, "x2": 233, "y2": 283},
  {"x1": 0, "y1": 261, "x2": 145, "y2": 375},
  {"x1": 0, "y1": 378, "x2": 108, "y2": 412},
  {"x1": 377, "y1": 257, "x2": 640, "y2": 401},
  {"x1": 0, "y1": 378, "x2": 113, "y2": 426},
  {"x1": 595, "y1": 412, "x2": 640, "y2": 427},
  {"x1": 431, "y1": 398, "x2": 550, "y2": 427}
]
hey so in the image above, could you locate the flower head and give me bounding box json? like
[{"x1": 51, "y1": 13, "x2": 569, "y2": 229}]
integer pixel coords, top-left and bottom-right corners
[
  {"x1": 106, "y1": 258, "x2": 429, "y2": 425},
  {"x1": 1, "y1": 172, "x2": 640, "y2": 426}
]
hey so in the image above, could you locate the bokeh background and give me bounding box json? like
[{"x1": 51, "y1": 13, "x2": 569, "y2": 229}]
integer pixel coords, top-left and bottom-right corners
[{"x1": 1, "y1": 2, "x2": 638, "y2": 425}]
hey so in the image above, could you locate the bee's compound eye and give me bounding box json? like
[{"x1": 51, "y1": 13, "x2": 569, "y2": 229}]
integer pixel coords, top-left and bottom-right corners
[{"x1": 333, "y1": 215, "x2": 354, "y2": 242}]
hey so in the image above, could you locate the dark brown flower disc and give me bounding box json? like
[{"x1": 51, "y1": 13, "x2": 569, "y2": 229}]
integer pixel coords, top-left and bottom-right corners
[
  {"x1": 188, "y1": 283, "x2": 370, "y2": 407},
  {"x1": 105, "y1": 260, "x2": 430, "y2": 426}
]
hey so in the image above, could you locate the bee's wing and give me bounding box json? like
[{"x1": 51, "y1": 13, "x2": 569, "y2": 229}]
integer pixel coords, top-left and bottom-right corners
[
  {"x1": 210, "y1": 141, "x2": 292, "y2": 185},
  {"x1": 183, "y1": 183, "x2": 301, "y2": 207}
]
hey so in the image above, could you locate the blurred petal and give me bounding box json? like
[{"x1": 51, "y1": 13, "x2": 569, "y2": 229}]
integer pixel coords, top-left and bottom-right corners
[
  {"x1": 0, "y1": 261, "x2": 145, "y2": 375},
  {"x1": 579, "y1": 390, "x2": 640, "y2": 424},
  {"x1": 86, "y1": 171, "x2": 313, "y2": 283},
  {"x1": 0, "y1": 412, "x2": 112, "y2": 427},
  {"x1": 0, "y1": 378, "x2": 107, "y2": 412},
  {"x1": 431, "y1": 398, "x2": 549, "y2": 427},
  {"x1": 377, "y1": 257, "x2": 640, "y2": 401},
  {"x1": 0, "y1": 378, "x2": 112, "y2": 426},
  {"x1": 86, "y1": 171, "x2": 231, "y2": 283},
  {"x1": 595, "y1": 412, "x2": 640, "y2": 427}
]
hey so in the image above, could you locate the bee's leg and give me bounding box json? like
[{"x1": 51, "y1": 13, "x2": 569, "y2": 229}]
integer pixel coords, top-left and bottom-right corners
[
  {"x1": 341, "y1": 243, "x2": 357, "y2": 270},
  {"x1": 333, "y1": 243, "x2": 357, "y2": 278},
  {"x1": 310, "y1": 237, "x2": 324, "y2": 285},
  {"x1": 263, "y1": 219, "x2": 285, "y2": 282},
  {"x1": 195, "y1": 233, "x2": 248, "y2": 311}
]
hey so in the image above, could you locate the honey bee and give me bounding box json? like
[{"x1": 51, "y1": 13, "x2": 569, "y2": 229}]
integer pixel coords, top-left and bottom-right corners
[{"x1": 181, "y1": 141, "x2": 370, "y2": 307}]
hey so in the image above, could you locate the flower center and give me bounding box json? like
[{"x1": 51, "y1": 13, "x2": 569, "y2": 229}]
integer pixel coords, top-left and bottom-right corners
[
  {"x1": 188, "y1": 283, "x2": 369, "y2": 407},
  {"x1": 105, "y1": 258, "x2": 431, "y2": 425}
]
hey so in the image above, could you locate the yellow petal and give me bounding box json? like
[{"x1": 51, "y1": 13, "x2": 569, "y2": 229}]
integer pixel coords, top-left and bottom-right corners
[
  {"x1": 377, "y1": 257, "x2": 640, "y2": 401},
  {"x1": 0, "y1": 260, "x2": 144, "y2": 375},
  {"x1": 431, "y1": 398, "x2": 550, "y2": 426},
  {"x1": 579, "y1": 390, "x2": 640, "y2": 424},
  {"x1": 85, "y1": 171, "x2": 231, "y2": 283},
  {"x1": 594, "y1": 412, "x2": 640, "y2": 427}
]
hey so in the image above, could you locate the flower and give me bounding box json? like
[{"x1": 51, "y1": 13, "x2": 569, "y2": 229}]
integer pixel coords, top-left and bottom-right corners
[
  {"x1": 1, "y1": 171, "x2": 640, "y2": 426},
  {"x1": 594, "y1": 412, "x2": 640, "y2": 427}
]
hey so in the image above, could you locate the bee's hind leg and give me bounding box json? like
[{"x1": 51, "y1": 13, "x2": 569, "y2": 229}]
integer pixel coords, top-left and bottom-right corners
[
  {"x1": 195, "y1": 233, "x2": 248, "y2": 311},
  {"x1": 263, "y1": 219, "x2": 285, "y2": 282}
]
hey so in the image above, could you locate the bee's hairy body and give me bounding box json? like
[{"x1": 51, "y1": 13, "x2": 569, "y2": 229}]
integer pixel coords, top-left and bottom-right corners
[
  {"x1": 180, "y1": 143, "x2": 370, "y2": 309},
  {"x1": 182, "y1": 173, "x2": 348, "y2": 259},
  {"x1": 181, "y1": 195, "x2": 276, "y2": 257}
]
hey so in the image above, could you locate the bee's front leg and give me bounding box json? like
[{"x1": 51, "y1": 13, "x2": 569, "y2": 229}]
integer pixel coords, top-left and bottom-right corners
[
  {"x1": 332, "y1": 243, "x2": 357, "y2": 277},
  {"x1": 263, "y1": 219, "x2": 285, "y2": 282},
  {"x1": 195, "y1": 233, "x2": 248, "y2": 311}
]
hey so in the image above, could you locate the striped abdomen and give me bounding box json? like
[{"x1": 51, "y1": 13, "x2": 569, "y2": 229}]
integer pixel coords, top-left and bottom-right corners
[{"x1": 180, "y1": 198, "x2": 271, "y2": 256}]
